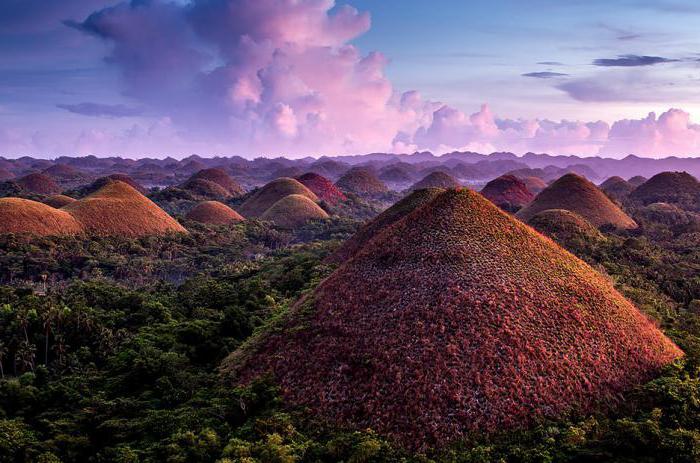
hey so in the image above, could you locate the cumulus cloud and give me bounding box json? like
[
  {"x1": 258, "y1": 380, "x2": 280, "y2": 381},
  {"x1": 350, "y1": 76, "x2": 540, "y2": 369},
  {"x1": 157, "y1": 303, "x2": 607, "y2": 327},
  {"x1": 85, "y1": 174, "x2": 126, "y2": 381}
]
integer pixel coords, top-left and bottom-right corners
[
  {"x1": 57, "y1": 102, "x2": 144, "y2": 117},
  {"x1": 593, "y1": 55, "x2": 677, "y2": 67},
  {"x1": 4, "y1": 0, "x2": 700, "y2": 159}
]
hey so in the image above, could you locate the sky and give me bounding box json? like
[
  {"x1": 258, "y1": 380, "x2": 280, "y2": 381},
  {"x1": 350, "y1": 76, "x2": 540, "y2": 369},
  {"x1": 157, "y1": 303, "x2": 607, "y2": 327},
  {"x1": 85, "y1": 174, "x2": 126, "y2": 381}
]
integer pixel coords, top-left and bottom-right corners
[{"x1": 2, "y1": 0, "x2": 700, "y2": 159}]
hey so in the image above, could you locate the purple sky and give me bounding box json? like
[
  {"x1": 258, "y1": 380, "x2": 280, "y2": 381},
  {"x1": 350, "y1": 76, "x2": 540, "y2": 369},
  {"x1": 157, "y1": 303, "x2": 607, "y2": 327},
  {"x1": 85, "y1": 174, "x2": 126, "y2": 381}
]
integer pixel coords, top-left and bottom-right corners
[{"x1": 2, "y1": 0, "x2": 700, "y2": 159}]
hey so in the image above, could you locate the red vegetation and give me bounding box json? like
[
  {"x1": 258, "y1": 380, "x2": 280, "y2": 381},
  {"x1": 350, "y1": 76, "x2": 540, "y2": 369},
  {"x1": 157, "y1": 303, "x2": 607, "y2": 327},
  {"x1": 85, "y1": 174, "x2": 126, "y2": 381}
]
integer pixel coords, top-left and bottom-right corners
[
  {"x1": 15, "y1": 173, "x2": 61, "y2": 195},
  {"x1": 0, "y1": 198, "x2": 84, "y2": 236},
  {"x1": 44, "y1": 195, "x2": 77, "y2": 209},
  {"x1": 517, "y1": 173, "x2": 637, "y2": 229},
  {"x1": 186, "y1": 201, "x2": 245, "y2": 225},
  {"x1": 409, "y1": 171, "x2": 460, "y2": 191},
  {"x1": 480, "y1": 174, "x2": 534, "y2": 212},
  {"x1": 260, "y1": 194, "x2": 329, "y2": 229},
  {"x1": 629, "y1": 171, "x2": 700, "y2": 206},
  {"x1": 326, "y1": 188, "x2": 444, "y2": 264},
  {"x1": 226, "y1": 189, "x2": 681, "y2": 450},
  {"x1": 296, "y1": 172, "x2": 347, "y2": 204},
  {"x1": 238, "y1": 177, "x2": 318, "y2": 218},
  {"x1": 335, "y1": 167, "x2": 388, "y2": 196},
  {"x1": 186, "y1": 168, "x2": 244, "y2": 198},
  {"x1": 64, "y1": 180, "x2": 187, "y2": 237}
]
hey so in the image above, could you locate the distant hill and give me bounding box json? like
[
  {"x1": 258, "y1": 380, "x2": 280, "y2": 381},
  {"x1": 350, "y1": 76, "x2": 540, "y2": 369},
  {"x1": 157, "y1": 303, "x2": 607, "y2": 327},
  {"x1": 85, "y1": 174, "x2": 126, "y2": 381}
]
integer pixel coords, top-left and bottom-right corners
[
  {"x1": 260, "y1": 194, "x2": 329, "y2": 229},
  {"x1": 629, "y1": 172, "x2": 700, "y2": 210},
  {"x1": 480, "y1": 175, "x2": 533, "y2": 212},
  {"x1": 296, "y1": 173, "x2": 347, "y2": 204},
  {"x1": 238, "y1": 178, "x2": 318, "y2": 218},
  {"x1": 44, "y1": 194, "x2": 77, "y2": 209},
  {"x1": 186, "y1": 201, "x2": 244, "y2": 225},
  {"x1": 600, "y1": 176, "x2": 634, "y2": 201},
  {"x1": 517, "y1": 173, "x2": 637, "y2": 229},
  {"x1": 14, "y1": 173, "x2": 61, "y2": 195},
  {"x1": 335, "y1": 167, "x2": 388, "y2": 197},
  {"x1": 409, "y1": 172, "x2": 460, "y2": 191}
]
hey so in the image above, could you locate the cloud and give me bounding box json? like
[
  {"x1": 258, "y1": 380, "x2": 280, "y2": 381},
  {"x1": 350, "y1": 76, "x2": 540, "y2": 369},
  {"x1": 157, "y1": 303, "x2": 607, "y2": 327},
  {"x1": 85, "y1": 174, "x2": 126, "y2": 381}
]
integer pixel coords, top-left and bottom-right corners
[
  {"x1": 522, "y1": 72, "x2": 569, "y2": 79},
  {"x1": 593, "y1": 54, "x2": 678, "y2": 67},
  {"x1": 57, "y1": 102, "x2": 144, "y2": 117},
  {"x1": 536, "y1": 61, "x2": 564, "y2": 66}
]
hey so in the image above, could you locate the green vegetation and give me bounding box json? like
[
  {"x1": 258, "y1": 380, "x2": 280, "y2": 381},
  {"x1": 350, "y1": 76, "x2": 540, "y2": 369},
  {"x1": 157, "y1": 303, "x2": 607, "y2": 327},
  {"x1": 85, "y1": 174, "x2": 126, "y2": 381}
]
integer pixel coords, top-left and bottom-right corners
[{"x1": 1, "y1": 200, "x2": 700, "y2": 462}]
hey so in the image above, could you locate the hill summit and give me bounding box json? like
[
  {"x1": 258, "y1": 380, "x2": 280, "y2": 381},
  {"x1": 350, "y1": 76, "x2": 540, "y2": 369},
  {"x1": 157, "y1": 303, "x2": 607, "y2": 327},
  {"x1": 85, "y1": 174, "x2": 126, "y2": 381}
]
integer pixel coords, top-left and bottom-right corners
[
  {"x1": 0, "y1": 198, "x2": 84, "y2": 236},
  {"x1": 629, "y1": 171, "x2": 700, "y2": 210},
  {"x1": 517, "y1": 173, "x2": 637, "y2": 229},
  {"x1": 186, "y1": 201, "x2": 244, "y2": 225},
  {"x1": 296, "y1": 172, "x2": 347, "y2": 204},
  {"x1": 225, "y1": 189, "x2": 680, "y2": 449},
  {"x1": 260, "y1": 194, "x2": 329, "y2": 228}
]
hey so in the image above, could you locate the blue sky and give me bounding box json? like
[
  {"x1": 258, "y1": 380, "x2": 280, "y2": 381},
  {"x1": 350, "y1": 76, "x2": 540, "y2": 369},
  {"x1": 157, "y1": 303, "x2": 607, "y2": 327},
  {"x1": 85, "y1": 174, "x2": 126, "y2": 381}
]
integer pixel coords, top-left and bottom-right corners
[{"x1": 2, "y1": 0, "x2": 700, "y2": 157}]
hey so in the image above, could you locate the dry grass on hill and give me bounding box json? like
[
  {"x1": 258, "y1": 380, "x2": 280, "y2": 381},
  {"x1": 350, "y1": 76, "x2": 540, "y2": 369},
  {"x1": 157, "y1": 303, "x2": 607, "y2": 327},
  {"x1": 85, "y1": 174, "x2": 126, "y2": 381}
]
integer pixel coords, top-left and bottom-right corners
[
  {"x1": 63, "y1": 180, "x2": 187, "y2": 237},
  {"x1": 260, "y1": 194, "x2": 329, "y2": 229},
  {"x1": 527, "y1": 208, "x2": 604, "y2": 245},
  {"x1": 517, "y1": 173, "x2": 637, "y2": 229},
  {"x1": 480, "y1": 174, "x2": 534, "y2": 212},
  {"x1": 225, "y1": 188, "x2": 680, "y2": 450},
  {"x1": 630, "y1": 171, "x2": 700, "y2": 208},
  {"x1": 0, "y1": 198, "x2": 84, "y2": 236},
  {"x1": 185, "y1": 201, "x2": 244, "y2": 225},
  {"x1": 187, "y1": 168, "x2": 244, "y2": 197}
]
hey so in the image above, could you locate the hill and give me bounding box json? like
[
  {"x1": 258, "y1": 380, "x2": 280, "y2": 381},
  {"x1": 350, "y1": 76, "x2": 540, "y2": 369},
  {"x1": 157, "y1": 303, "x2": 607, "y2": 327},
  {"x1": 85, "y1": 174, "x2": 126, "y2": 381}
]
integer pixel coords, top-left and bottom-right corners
[
  {"x1": 326, "y1": 188, "x2": 445, "y2": 264},
  {"x1": 480, "y1": 174, "x2": 533, "y2": 212},
  {"x1": 409, "y1": 172, "x2": 460, "y2": 191},
  {"x1": 600, "y1": 176, "x2": 634, "y2": 201},
  {"x1": 521, "y1": 176, "x2": 547, "y2": 194},
  {"x1": 260, "y1": 194, "x2": 329, "y2": 229},
  {"x1": 0, "y1": 198, "x2": 84, "y2": 236},
  {"x1": 15, "y1": 173, "x2": 61, "y2": 195},
  {"x1": 185, "y1": 168, "x2": 244, "y2": 198},
  {"x1": 181, "y1": 178, "x2": 232, "y2": 200},
  {"x1": 0, "y1": 168, "x2": 15, "y2": 181},
  {"x1": 629, "y1": 172, "x2": 700, "y2": 210},
  {"x1": 84, "y1": 174, "x2": 146, "y2": 196},
  {"x1": 185, "y1": 201, "x2": 244, "y2": 225},
  {"x1": 43, "y1": 164, "x2": 85, "y2": 181},
  {"x1": 379, "y1": 164, "x2": 417, "y2": 183},
  {"x1": 628, "y1": 176, "x2": 648, "y2": 188},
  {"x1": 517, "y1": 174, "x2": 637, "y2": 229},
  {"x1": 237, "y1": 178, "x2": 318, "y2": 218},
  {"x1": 335, "y1": 167, "x2": 388, "y2": 196},
  {"x1": 296, "y1": 172, "x2": 347, "y2": 204},
  {"x1": 225, "y1": 189, "x2": 680, "y2": 449},
  {"x1": 44, "y1": 194, "x2": 77, "y2": 208},
  {"x1": 63, "y1": 181, "x2": 187, "y2": 237},
  {"x1": 527, "y1": 209, "x2": 604, "y2": 246}
]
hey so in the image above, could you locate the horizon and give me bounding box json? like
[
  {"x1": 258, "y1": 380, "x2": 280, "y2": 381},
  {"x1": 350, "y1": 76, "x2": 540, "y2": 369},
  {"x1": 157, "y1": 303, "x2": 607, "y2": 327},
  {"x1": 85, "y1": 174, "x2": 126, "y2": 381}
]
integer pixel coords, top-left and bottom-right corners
[{"x1": 3, "y1": 1, "x2": 700, "y2": 158}]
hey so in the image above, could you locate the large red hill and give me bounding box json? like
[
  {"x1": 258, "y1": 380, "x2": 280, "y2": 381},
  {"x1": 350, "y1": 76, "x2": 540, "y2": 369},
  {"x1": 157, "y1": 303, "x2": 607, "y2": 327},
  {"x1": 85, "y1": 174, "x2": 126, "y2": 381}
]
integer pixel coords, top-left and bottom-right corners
[
  {"x1": 225, "y1": 189, "x2": 680, "y2": 449},
  {"x1": 64, "y1": 181, "x2": 187, "y2": 237},
  {"x1": 517, "y1": 173, "x2": 637, "y2": 229},
  {"x1": 0, "y1": 198, "x2": 84, "y2": 236},
  {"x1": 185, "y1": 168, "x2": 244, "y2": 198},
  {"x1": 629, "y1": 171, "x2": 700, "y2": 209}
]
